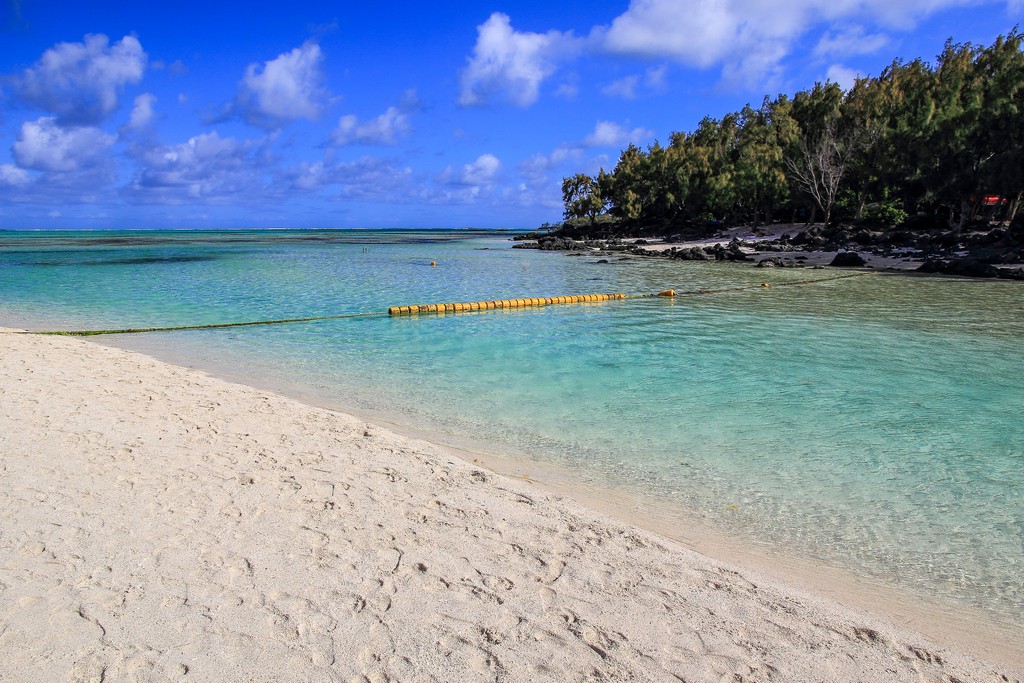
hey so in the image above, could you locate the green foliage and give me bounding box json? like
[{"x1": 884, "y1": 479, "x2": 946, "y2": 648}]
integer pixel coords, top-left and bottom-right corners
[
  {"x1": 861, "y1": 201, "x2": 908, "y2": 228},
  {"x1": 561, "y1": 173, "x2": 605, "y2": 224},
  {"x1": 558, "y1": 29, "x2": 1024, "y2": 232}
]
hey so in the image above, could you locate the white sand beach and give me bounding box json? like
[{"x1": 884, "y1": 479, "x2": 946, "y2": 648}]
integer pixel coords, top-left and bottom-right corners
[{"x1": 1, "y1": 328, "x2": 1021, "y2": 682}]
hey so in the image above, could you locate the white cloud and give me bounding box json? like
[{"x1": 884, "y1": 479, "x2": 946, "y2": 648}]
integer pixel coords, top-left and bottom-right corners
[
  {"x1": 126, "y1": 93, "x2": 156, "y2": 130},
  {"x1": 600, "y1": 0, "x2": 754, "y2": 67},
  {"x1": 646, "y1": 64, "x2": 669, "y2": 90},
  {"x1": 826, "y1": 64, "x2": 861, "y2": 91},
  {"x1": 283, "y1": 155, "x2": 427, "y2": 202},
  {"x1": 237, "y1": 41, "x2": 325, "y2": 127},
  {"x1": 459, "y1": 12, "x2": 581, "y2": 107},
  {"x1": 433, "y1": 153, "x2": 504, "y2": 204},
  {"x1": 331, "y1": 90, "x2": 420, "y2": 146},
  {"x1": 514, "y1": 146, "x2": 589, "y2": 210},
  {"x1": 12, "y1": 117, "x2": 115, "y2": 172},
  {"x1": 460, "y1": 153, "x2": 502, "y2": 186},
  {"x1": 554, "y1": 82, "x2": 579, "y2": 99},
  {"x1": 602, "y1": 63, "x2": 671, "y2": 99},
  {"x1": 601, "y1": 75, "x2": 639, "y2": 99},
  {"x1": 128, "y1": 131, "x2": 271, "y2": 202},
  {"x1": 0, "y1": 164, "x2": 30, "y2": 187},
  {"x1": 596, "y1": 0, "x2": 996, "y2": 88},
  {"x1": 333, "y1": 110, "x2": 406, "y2": 145},
  {"x1": 455, "y1": 2, "x2": 1010, "y2": 102},
  {"x1": 583, "y1": 121, "x2": 654, "y2": 148},
  {"x1": 330, "y1": 157, "x2": 417, "y2": 200},
  {"x1": 814, "y1": 27, "x2": 889, "y2": 58},
  {"x1": 15, "y1": 34, "x2": 147, "y2": 125},
  {"x1": 518, "y1": 146, "x2": 580, "y2": 182}
]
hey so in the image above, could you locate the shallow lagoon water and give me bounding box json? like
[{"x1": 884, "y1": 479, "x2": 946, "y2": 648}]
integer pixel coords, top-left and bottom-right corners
[{"x1": 2, "y1": 229, "x2": 1022, "y2": 625}]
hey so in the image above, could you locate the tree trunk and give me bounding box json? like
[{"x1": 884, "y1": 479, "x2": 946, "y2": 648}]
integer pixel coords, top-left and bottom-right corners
[
  {"x1": 984, "y1": 200, "x2": 999, "y2": 223},
  {"x1": 1006, "y1": 192, "x2": 1022, "y2": 223},
  {"x1": 855, "y1": 193, "x2": 866, "y2": 221},
  {"x1": 956, "y1": 197, "x2": 971, "y2": 234}
]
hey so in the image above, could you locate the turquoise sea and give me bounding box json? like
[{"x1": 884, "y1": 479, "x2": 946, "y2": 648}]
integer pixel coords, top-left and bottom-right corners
[{"x1": 2, "y1": 229, "x2": 1022, "y2": 626}]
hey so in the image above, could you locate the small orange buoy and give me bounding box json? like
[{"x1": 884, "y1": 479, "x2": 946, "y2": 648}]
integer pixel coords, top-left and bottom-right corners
[
  {"x1": 761, "y1": 283, "x2": 770, "y2": 288},
  {"x1": 431, "y1": 261, "x2": 437, "y2": 267},
  {"x1": 658, "y1": 289, "x2": 675, "y2": 297}
]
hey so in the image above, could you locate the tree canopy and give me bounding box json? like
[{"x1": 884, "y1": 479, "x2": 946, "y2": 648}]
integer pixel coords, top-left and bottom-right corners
[{"x1": 560, "y1": 30, "x2": 1024, "y2": 233}]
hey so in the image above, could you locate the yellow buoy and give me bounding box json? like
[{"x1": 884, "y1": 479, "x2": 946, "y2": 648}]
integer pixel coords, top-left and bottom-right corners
[
  {"x1": 430, "y1": 261, "x2": 437, "y2": 267},
  {"x1": 658, "y1": 289, "x2": 675, "y2": 297}
]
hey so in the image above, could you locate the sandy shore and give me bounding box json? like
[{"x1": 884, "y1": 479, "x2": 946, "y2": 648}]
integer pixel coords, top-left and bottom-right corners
[{"x1": 1, "y1": 329, "x2": 1021, "y2": 682}]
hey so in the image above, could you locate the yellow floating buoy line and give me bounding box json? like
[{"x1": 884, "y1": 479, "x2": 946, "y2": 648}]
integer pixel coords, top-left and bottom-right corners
[
  {"x1": 387, "y1": 292, "x2": 630, "y2": 316},
  {"x1": 14, "y1": 272, "x2": 875, "y2": 336}
]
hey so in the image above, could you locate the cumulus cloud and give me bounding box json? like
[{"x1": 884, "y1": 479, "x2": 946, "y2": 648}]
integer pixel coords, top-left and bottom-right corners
[
  {"x1": 600, "y1": 0, "x2": 748, "y2": 66},
  {"x1": 14, "y1": 34, "x2": 147, "y2": 125},
  {"x1": 283, "y1": 155, "x2": 434, "y2": 203},
  {"x1": 595, "y1": 0, "x2": 997, "y2": 88},
  {"x1": 331, "y1": 90, "x2": 421, "y2": 146},
  {"x1": 601, "y1": 64, "x2": 669, "y2": 99},
  {"x1": 646, "y1": 64, "x2": 668, "y2": 89},
  {"x1": 826, "y1": 64, "x2": 861, "y2": 91},
  {"x1": 459, "y1": 12, "x2": 581, "y2": 107},
  {"x1": 554, "y1": 81, "x2": 579, "y2": 99},
  {"x1": 125, "y1": 93, "x2": 156, "y2": 130},
  {"x1": 582, "y1": 121, "x2": 654, "y2": 148},
  {"x1": 433, "y1": 153, "x2": 504, "y2": 203},
  {"x1": 814, "y1": 27, "x2": 889, "y2": 58},
  {"x1": 152, "y1": 59, "x2": 188, "y2": 76},
  {"x1": 12, "y1": 117, "x2": 115, "y2": 172},
  {"x1": 514, "y1": 146, "x2": 588, "y2": 210},
  {"x1": 459, "y1": 153, "x2": 502, "y2": 186},
  {"x1": 235, "y1": 41, "x2": 326, "y2": 127},
  {"x1": 458, "y1": 2, "x2": 999, "y2": 102},
  {"x1": 518, "y1": 146, "x2": 580, "y2": 182},
  {"x1": 0, "y1": 164, "x2": 30, "y2": 187},
  {"x1": 322, "y1": 157, "x2": 417, "y2": 200},
  {"x1": 601, "y1": 75, "x2": 639, "y2": 99},
  {"x1": 128, "y1": 131, "x2": 271, "y2": 203}
]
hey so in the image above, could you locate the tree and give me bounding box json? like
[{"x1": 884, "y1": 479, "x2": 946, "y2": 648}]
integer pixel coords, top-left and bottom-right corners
[
  {"x1": 561, "y1": 173, "x2": 605, "y2": 225},
  {"x1": 841, "y1": 76, "x2": 890, "y2": 220},
  {"x1": 732, "y1": 100, "x2": 792, "y2": 226},
  {"x1": 974, "y1": 30, "x2": 1024, "y2": 223},
  {"x1": 785, "y1": 117, "x2": 850, "y2": 226},
  {"x1": 556, "y1": 29, "x2": 1024, "y2": 234},
  {"x1": 786, "y1": 82, "x2": 845, "y2": 222},
  {"x1": 606, "y1": 144, "x2": 649, "y2": 221}
]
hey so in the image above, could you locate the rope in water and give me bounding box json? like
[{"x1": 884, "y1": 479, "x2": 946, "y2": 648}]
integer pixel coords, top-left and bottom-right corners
[
  {"x1": 644, "y1": 270, "x2": 876, "y2": 298},
  {"x1": 26, "y1": 311, "x2": 385, "y2": 337},
  {"x1": 15, "y1": 271, "x2": 875, "y2": 337}
]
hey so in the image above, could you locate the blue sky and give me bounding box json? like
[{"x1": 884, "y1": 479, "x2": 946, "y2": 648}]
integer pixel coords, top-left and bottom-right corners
[{"x1": 1, "y1": 0, "x2": 1022, "y2": 229}]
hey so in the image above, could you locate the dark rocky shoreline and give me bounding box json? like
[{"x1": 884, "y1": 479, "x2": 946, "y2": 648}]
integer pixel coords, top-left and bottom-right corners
[{"x1": 512, "y1": 223, "x2": 1024, "y2": 280}]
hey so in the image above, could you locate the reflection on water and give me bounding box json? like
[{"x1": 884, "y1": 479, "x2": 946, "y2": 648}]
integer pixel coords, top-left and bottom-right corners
[{"x1": 1, "y1": 229, "x2": 1022, "y2": 625}]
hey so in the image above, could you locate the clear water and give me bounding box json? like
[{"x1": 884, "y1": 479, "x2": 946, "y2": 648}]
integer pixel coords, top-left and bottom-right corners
[{"x1": 2, "y1": 229, "x2": 1022, "y2": 624}]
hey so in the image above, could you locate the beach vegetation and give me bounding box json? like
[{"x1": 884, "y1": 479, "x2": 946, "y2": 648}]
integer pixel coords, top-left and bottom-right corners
[{"x1": 555, "y1": 29, "x2": 1024, "y2": 236}]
